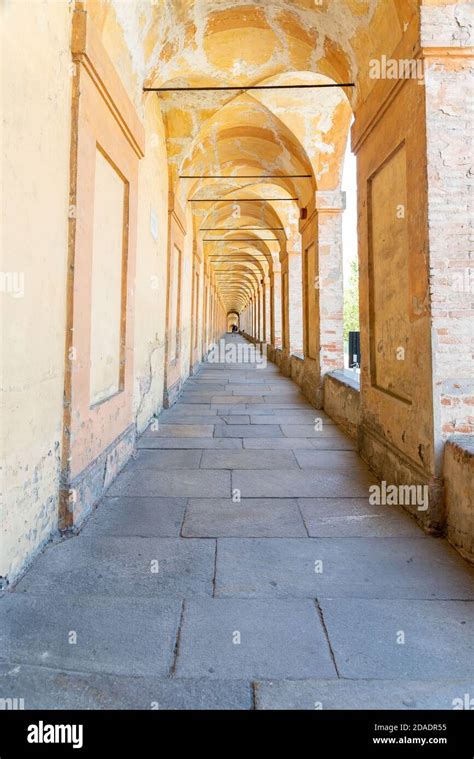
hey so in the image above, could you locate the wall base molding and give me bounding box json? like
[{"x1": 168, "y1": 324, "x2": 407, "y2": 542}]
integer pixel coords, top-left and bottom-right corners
[
  {"x1": 323, "y1": 371, "x2": 360, "y2": 440},
  {"x1": 163, "y1": 377, "x2": 183, "y2": 408},
  {"x1": 359, "y1": 422, "x2": 445, "y2": 533},
  {"x1": 59, "y1": 423, "x2": 136, "y2": 532}
]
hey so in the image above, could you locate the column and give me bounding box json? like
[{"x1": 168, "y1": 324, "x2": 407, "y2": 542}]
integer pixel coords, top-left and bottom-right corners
[
  {"x1": 263, "y1": 276, "x2": 271, "y2": 344},
  {"x1": 288, "y1": 249, "x2": 303, "y2": 354},
  {"x1": 315, "y1": 190, "x2": 345, "y2": 375},
  {"x1": 270, "y1": 267, "x2": 282, "y2": 348}
]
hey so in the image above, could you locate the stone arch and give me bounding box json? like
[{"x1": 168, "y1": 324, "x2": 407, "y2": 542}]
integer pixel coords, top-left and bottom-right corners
[{"x1": 226, "y1": 310, "x2": 240, "y2": 332}]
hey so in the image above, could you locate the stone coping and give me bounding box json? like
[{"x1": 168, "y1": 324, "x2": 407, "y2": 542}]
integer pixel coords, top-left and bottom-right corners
[
  {"x1": 445, "y1": 435, "x2": 474, "y2": 457},
  {"x1": 326, "y1": 369, "x2": 361, "y2": 393}
]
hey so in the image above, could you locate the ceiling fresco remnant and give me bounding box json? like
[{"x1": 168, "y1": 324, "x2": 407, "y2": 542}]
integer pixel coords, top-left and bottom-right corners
[{"x1": 84, "y1": 0, "x2": 418, "y2": 313}]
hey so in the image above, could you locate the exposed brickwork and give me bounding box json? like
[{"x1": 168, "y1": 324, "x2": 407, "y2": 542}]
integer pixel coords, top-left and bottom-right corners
[
  {"x1": 422, "y1": 3, "x2": 474, "y2": 451},
  {"x1": 444, "y1": 435, "x2": 474, "y2": 562},
  {"x1": 316, "y1": 191, "x2": 346, "y2": 376}
]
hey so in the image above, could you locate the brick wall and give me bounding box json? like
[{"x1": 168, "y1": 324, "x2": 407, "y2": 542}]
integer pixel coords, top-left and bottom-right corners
[{"x1": 422, "y1": 3, "x2": 474, "y2": 455}]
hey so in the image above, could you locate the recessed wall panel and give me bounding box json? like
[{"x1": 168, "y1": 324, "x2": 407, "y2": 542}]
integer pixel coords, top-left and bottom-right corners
[
  {"x1": 169, "y1": 244, "x2": 182, "y2": 361},
  {"x1": 368, "y1": 143, "x2": 412, "y2": 403},
  {"x1": 90, "y1": 147, "x2": 126, "y2": 405},
  {"x1": 305, "y1": 242, "x2": 317, "y2": 359}
]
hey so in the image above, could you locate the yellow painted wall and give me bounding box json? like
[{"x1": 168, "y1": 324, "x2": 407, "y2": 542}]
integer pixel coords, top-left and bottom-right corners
[
  {"x1": 133, "y1": 95, "x2": 169, "y2": 432},
  {"x1": 90, "y1": 147, "x2": 126, "y2": 406},
  {"x1": 180, "y1": 204, "x2": 195, "y2": 378},
  {"x1": 1, "y1": 0, "x2": 73, "y2": 583}
]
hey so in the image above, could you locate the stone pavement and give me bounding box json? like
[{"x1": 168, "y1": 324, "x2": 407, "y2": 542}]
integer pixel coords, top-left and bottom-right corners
[{"x1": 1, "y1": 335, "x2": 473, "y2": 710}]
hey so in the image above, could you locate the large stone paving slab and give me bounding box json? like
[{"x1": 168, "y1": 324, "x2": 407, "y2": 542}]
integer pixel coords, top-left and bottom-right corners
[
  {"x1": 137, "y1": 437, "x2": 242, "y2": 450},
  {"x1": 211, "y1": 395, "x2": 266, "y2": 404},
  {"x1": 215, "y1": 424, "x2": 283, "y2": 438},
  {"x1": 320, "y1": 598, "x2": 474, "y2": 680},
  {"x1": 254, "y1": 678, "x2": 474, "y2": 710},
  {"x1": 263, "y1": 395, "x2": 307, "y2": 404},
  {"x1": 175, "y1": 598, "x2": 337, "y2": 680},
  {"x1": 182, "y1": 383, "x2": 227, "y2": 391},
  {"x1": 215, "y1": 405, "x2": 266, "y2": 415},
  {"x1": 236, "y1": 405, "x2": 276, "y2": 414},
  {"x1": 293, "y1": 449, "x2": 368, "y2": 471},
  {"x1": 219, "y1": 415, "x2": 251, "y2": 424},
  {"x1": 298, "y1": 498, "x2": 424, "y2": 538},
  {"x1": 182, "y1": 498, "x2": 307, "y2": 538},
  {"x1": 0, "y1": 596, "x2": 181, "y2": 676},
  {"x1": 227, "y1": 378, "x2": 269, "y2": 385},
  {"x1": 144, "y1": 415, "x2": 219, "y2": 426},
  {"x1": 232, "y1": 468, "x2": 376, "y2": 498},
  {"x1": 158, "y1": 405, "x2": 215, "y2": 415},
  {"x1": 245, "y1": 403, "x2": 310, "y2": 412},
  {"x1": 310, "y1": 437, "x2": 357, "y2": 450},
  {"x1": 229, "y1": 385, "x2": 272, "y2": 393},
  {"x1": 15, "y1": 537, "x2": 215, "y2": 597},
  {"x1": 243, "y1": 438, "x2": 315, "y2": 449},
  {"x1": 126, "y1": 450, "x2": 202, "y2": 469},
  {"x1": 0, "y1": 663, "x2": 253, "y2": 709},
  {"x1": 178, "y1": 394, "x2": 239, "y2": 404},
  {"x1": 266, "y1": 379, "x2": 301, "y2": 387},
  {"x1": 82, "y1": 497, "x2": 187, "y2": 537},
  {"x1": 249, "y1": 412, "x2": 336, "y2": 425},
  {"x1": 145, "y1": 424, "x2": 214, "y2": 437},
  {"x1": 215, "y1": 537, "x2": 474, "y2": 600},
  {"x1": 261, "y1": 401, "x2": 314, "y2": 409},
  {"x1": 180, "y1": 389, "x2": 220, "y2": 397},
  {"x1": 200, "y1": 450, "x2": 298, "y2": 469},
  {"x1": 280, "y1": 424, "x2": 355, "y2": 439},
  {"x1": 108, "y1": 468, "x2": 231, "y2": 497}
]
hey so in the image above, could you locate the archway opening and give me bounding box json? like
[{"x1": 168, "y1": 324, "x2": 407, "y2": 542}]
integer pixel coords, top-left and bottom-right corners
[
  {"x1": 227, "y1": 312, "x2": 240, "y2": 332},
  {"x1": 341, "y1": 128, "x2": 360, "y2": 377}
]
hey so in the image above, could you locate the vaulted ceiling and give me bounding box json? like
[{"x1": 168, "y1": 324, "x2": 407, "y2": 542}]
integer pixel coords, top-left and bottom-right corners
[{"x1": 84, "y1": 0, "x2": 420, "y2": 313}]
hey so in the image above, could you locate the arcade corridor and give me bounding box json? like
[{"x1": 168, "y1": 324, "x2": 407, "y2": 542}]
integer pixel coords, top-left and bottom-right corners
[{"x1": 1, "y1": 0, "x2": 473, "y2": 713}]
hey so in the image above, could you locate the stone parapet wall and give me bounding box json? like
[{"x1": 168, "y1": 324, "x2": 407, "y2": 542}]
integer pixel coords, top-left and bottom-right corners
[
  {"x1": 323, "y1": 371, "x2": 360, "y2": 441},
  {"x1": 444, "y1": 436, "x2": 474, "y2": 563}
]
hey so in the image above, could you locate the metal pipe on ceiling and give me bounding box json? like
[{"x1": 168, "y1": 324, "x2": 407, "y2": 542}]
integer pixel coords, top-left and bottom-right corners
[{"x1": 144, "y1": 83, "x2": 355, "y2": 92}]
